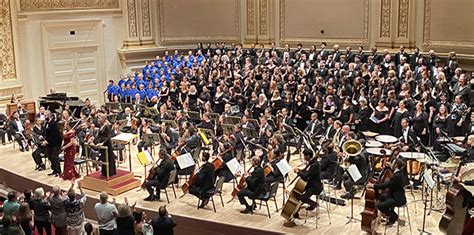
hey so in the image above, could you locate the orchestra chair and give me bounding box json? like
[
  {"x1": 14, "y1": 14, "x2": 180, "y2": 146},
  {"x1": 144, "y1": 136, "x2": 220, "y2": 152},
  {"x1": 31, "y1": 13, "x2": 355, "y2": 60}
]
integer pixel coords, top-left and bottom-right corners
[
  {"x1": 197, "y1": 176, "x2": 225, "y2": 213},
  {"x1": 147, "y1": 133, "x2": 160, "y2": 157},
  {"x1": 279, "y1": 175, "x2": 288, "y2": 206},
  {"x1": 395, "y1": 204, "x2": 412, "y2": 234},
  {"x1": 254, "y1": 182, "x2": 280, "y2": 218},
  {"x1": 159, "y1": 169, "x2": 177, "y2": 203},
  {"x1": 322, "y1": 178, "x2": 339, "y2": 211},
  {"x1": 304, "y1": 191, "x2": 332, "y2": 228}
]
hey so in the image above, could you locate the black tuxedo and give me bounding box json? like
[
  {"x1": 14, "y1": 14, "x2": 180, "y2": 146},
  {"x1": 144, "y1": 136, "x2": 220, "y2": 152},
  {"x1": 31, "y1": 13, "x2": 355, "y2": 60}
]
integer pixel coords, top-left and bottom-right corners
[
  {"x1": 305, "y1": 120, "x2": 323, "y2": 136},
  {"x1": 45, "y1": 118, "x2": 62, "y2": 174},
  {"x1": 145, "y1": 157, "x2": 175, "y2": 198},
  {"x1": 94, "y1": 123, "x2": 116, "y2": 176},
  {"x1": 189, "y1": 162, "x2": 215, "y2": 199},
  {"x1": 297, "y1": 158, "x2": 323, "y2": 209},
  {"x1": 320, "y1": 153, "x2": 338, "y2": 180},
  {"x1": 238, "y1": 165, "x2": 265, "y2": 208},
  {"x1": 374, "y1": 169, "x2": 407, "y2": 221}
]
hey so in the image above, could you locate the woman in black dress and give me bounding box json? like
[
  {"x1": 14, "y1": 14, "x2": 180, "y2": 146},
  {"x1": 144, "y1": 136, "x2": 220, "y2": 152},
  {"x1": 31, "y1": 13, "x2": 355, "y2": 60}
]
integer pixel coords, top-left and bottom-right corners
[
  {"x1": 187, "y1": 85, "x2": 199, "y2": 111},
  {"x1": 337, "y1": 97, "x2": 354, "y2": 125},
  {"x1": 213, "y1": 86, "x2": 226, "y2": 114},
  {"x1": 370, "y1": 99, "x2": 390, "y2": 134},
  {"x1": 433, "y1": 104, "x2": 449, "y2": 150},
  {"x1": 392, "y1": 100, "x2": 410, "y2": 138},
  {"x1": 411, "y1": 102, "x2": 429, "y2": 145}
]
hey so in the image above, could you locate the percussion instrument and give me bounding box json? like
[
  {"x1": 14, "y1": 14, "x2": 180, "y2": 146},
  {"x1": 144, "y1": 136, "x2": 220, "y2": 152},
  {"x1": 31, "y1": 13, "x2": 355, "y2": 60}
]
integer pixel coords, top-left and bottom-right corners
[
  {"x1": 366, "y1": 140, "x2": 383, "y2": 148},
  {"x1": 362, "y1": 131, "x2": 379, "y2": 138},
  {"x1": 366, "y1": 148, "x2": 392, "y2": 156},
  {"x1": 439, "y1": 162, "x2": 459, "y2": 169},
  {"x1": 398, "y1": 152, "x2": 428, "y2": 159},
  {"x1": 375, "y1": 134, "x2": 398, "y2": 144}
]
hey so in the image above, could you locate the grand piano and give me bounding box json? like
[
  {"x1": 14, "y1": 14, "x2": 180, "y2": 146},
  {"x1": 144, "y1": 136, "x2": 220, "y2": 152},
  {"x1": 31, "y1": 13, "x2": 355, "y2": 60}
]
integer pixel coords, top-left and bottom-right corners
[{"x1": 39, "y1": 93, "x2": 85, "y2": 119}]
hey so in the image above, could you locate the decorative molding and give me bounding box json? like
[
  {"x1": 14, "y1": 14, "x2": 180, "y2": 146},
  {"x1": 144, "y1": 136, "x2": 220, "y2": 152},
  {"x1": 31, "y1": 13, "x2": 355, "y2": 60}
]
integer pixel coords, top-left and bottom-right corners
[
  {"x1": 0, "y1": 0, "x2": 17, "y2": 81},
  {"x1": 379, "y1": 0, "x2": 391, "y2": 38},
  {"x1": 259, "y1": 0, "x2": 268, "y2": 35},
  {"x1": 127, "y1": 0, "x2": 138, "y2": 38},
  {"x1": 141, "y1": 0, "x2": 151, "y2": 38},
  {"x1": 247, "y1": 0, "x2": 255, "y2": 35},
  {"x1": 279, "y1": 0, "x2": 369, "y2": 45},
  {"x1": 398, "y1": 0, "x2": 409, "y2": 38},
  {"x1": 18, "y1": 0, "x2": 119, "y2": 11},
  {"x1": 422, "y1": 0, "x2": 473, "y2": 49},
  {"x1": 158, "y1": 0, "x2": 240, "y2": 45}
]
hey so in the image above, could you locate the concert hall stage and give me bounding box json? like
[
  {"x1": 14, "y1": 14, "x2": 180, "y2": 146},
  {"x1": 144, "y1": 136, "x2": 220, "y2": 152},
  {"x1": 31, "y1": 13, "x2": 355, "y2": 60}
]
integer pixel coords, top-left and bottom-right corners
[{"x1": 0, "y1": 144, "x2": 444, "y2": 234}]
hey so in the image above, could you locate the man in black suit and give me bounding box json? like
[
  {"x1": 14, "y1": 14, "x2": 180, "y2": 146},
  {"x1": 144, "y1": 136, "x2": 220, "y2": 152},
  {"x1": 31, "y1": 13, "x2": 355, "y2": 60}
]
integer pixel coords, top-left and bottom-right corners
[
  {"x1": 341, "y1": 139, "x2": 369, "y2": 199},
  {"x1": 400, "y1": 118, "x2": 418, "y2": 151},
  {"x1": 8, "y1": 111, "x2": 29, "y2": 152},
  {"x1": 189, "y1": 152, "x2": 215, "y2": 208},
  {"x1": 296, "y1": 113, "x2": 323, "y2": 152},
  {"x1": 43, "y1": 111, "x2": 62, "y2": 176},
  {"x1": 144, "y1": 149, "x2": 175, "y2": 201},
  {"x1": 320, "y1": 144, "x2": 338, "y2": 182},
  {"x1": 293, "y1": 149, "x2": 324, "y2": 218},
  {"x1": 91, "y1": 113, "x2": 117, "y2": 177},
  {"x1": 368, "y1": 159, "x2": 407, "y2": 225},
  {"x1": 394, "y1": 45, "x2": 409, "y2": 66},
  {"x1": 238, "y1": 156, "x2": 265, "y2": 214}
]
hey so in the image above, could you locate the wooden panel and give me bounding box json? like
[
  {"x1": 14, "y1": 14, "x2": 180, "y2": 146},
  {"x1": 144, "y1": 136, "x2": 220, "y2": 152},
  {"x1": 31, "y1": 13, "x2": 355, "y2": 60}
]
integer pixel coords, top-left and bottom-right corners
[
  {"x1": 159, "y1": 0, "x2": 240, "y2": 44},
  {"x1": 280, "y1": 0, "x2": 369, "y2": 45}
]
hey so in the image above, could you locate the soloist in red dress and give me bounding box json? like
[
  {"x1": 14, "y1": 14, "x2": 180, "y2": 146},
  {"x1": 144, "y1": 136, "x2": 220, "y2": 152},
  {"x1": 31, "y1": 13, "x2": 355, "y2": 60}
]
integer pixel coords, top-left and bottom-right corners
[{"x1": 61, "y1": 130, "x2": 80, "y2": 180}]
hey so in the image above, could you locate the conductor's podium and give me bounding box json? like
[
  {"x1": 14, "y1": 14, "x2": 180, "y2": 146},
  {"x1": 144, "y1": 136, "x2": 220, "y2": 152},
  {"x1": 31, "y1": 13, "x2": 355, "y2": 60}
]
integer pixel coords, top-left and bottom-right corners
[{"x1": 81, "y1": 169, "x2": 141, "y2": 196}]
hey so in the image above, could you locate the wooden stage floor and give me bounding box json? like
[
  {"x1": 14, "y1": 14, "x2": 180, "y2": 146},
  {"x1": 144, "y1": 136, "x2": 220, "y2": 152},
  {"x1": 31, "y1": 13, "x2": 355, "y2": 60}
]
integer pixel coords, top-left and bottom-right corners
[{"x1": 0, "y1": 143, "x2": 446, "y2": 234}]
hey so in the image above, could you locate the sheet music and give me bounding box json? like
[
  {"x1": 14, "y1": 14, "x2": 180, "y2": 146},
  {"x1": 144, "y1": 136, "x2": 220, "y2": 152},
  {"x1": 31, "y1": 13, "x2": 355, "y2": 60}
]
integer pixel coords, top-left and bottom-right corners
[
  {"x1": 369, "y1": 116, "x2": 380, "y2": 123},
  {"x1": 347, "y1": 165, "x2": 362, "y2": 182},
  {"x1": 144, "y1": 150, "x2": 153, "y2": 164},
  {"x1": 226, "y1": 158, "x2": 242, "y2": 176},
  {"x1": 276, "y1": 159, "x2": 292, "y2": 176},
  {"x1": 111, "y1": 133, "x2": 138, "y2": 143},
  {"x1": 176, "y1": 153, "x2": 195, "y2": 169},
  {"x1": 423, "y1": 170, "x2": 435, "y2": 189}
]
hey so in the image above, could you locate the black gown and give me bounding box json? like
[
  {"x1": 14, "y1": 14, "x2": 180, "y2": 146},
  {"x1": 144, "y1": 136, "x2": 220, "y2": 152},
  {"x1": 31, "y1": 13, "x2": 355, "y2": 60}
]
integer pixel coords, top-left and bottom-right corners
[
  {"x1": 392, "y1": 110, "x2": 410, "y2": 138},
  {"x1": 94, "y1": 123, "x2": 117, "y2": 177}
]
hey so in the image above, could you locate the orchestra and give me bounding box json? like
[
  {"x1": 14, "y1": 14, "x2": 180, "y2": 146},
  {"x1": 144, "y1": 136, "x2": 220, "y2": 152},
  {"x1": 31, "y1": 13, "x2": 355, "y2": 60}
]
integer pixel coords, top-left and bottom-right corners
[{"x1": 2, "y1": 42, "x2": 473, "y2": 234}]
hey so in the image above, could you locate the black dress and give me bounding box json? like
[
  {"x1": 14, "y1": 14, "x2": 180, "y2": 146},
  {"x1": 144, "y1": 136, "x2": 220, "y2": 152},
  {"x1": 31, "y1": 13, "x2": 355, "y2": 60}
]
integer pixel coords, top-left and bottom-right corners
[
  {"x1": 338, "y1": 105, "x2": 353, "y2": 124},
  {"x1": 370, "y1": 108, "x2": 389, "y2": 134},
  {"x1": 392, "y1": 109, "x2": 410, "y2": 138},
  {"x1": 412, "y1": 111, "x2": 429, "y2": 145}
]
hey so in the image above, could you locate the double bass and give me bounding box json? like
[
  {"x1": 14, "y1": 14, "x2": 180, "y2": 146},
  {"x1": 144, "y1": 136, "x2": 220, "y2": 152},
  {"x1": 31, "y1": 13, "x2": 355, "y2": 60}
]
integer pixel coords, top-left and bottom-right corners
[
  {"x1": 361, "y1": 149, "x2": 394, "y2": 233},
  {"x1": 439, "y1": 160, "x2": 469, "y2": 235}
]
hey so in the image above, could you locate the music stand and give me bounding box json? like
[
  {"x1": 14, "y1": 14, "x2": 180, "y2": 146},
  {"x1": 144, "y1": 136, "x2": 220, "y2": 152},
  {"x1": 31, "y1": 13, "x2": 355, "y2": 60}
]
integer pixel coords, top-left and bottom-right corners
[
  {"x1": 167, "y1": 110, "x2": 178, "y2": 117},
  {"x1": 162, "y1": 119, "x2": 178, "y2": 129},
  {"x1": 242, "y1": 127, "x2": 257, "y2": 139},
  {"x1": 208, "y1": 113, "x2": 220, "y2": 123},
  {"x1": 106, "y1": 114, "x2": 117, "y2": 123},
  {"x1": 186, "y1": 111, "x2": 200, "y2": 121},
  {"x1": 121, "y1": 103, "x2": 134, "y2": 112},
  {"x1": 118, "y1": 119, "x2": 128, "y2": 130},
  {"x1": 224, "y1": 116, "x2": 241, "y2": 125},
  {"x1": 282, "y1": 123, "x2": 296, "y2": 137},
  {"x1": 222, "y1": 124, "x2": 235, "y2": 135},
  {"x1": 248, "y1": 118, "x2": 260, "y2": 129},
  {"x1": 105, "y1": 102, "x2": 120, "y2": 111}
]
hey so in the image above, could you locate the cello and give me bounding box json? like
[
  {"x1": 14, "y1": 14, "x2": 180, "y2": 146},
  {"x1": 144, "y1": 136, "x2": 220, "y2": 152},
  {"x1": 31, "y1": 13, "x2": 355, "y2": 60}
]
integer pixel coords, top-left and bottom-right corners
[
  {"x1": 361, "y1": 149, "x2": 395, "y2": 233},
  {"x1": 439, "y1": 160, "x2": 469, "y2": 235},
  {"x1": 231, "y1": 166, "x2": 254, "y2": 197}
]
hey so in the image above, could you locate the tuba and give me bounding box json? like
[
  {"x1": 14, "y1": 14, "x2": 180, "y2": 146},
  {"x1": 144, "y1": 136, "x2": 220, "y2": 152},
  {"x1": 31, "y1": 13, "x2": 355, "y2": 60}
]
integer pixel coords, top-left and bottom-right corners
[
  {"x1": 342, "y1": 140, "x2": 363, "y2": 156},
  {"x1": 340, "y1": 140, "x2": 363, "y2": 168}
]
